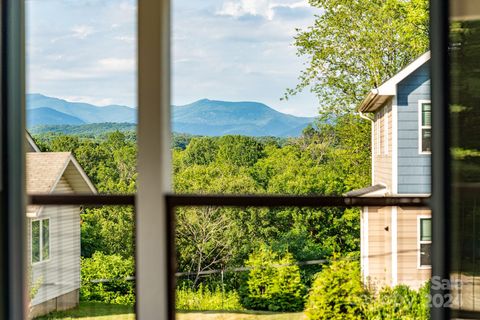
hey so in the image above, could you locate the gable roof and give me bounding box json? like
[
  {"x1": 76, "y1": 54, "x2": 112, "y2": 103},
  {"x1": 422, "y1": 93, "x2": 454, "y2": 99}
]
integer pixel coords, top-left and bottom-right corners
[
  {"x1": 26, "y1": 152, "x2": 97, "y2": 215},
  {"x1": 358, "y1": 51, "x2": 430, "y2": 112},
  {"x1": 26, "y1": 132, "x2": 41, "y2": 152},
  {"x1": 344, "y1": 184, "x2": 387, "y2": 197}
]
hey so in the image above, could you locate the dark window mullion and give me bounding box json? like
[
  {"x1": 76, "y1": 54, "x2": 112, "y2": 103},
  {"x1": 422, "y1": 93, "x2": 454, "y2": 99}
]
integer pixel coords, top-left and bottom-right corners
[
  {"x1": 430, "y1": 0, "x2": 451, "y2": 318},
  {"x1": 27, "y1": 194, "x2": 429, "y2": 208},
  {"x1": 0, "y1": 0, "x2": 26, "y2": 319}
]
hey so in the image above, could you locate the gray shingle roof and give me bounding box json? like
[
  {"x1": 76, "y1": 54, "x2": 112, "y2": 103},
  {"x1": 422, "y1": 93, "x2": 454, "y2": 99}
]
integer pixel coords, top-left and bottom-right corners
[
  {"x1": 26, "y1": 152, "x2": 72, "y2": 194},
  {"x1": 26, "y1": 152, "x2": 72, "y2": 215},
  {"x1": 344, "y1": 184, "x2": 386, "y2": 197}
]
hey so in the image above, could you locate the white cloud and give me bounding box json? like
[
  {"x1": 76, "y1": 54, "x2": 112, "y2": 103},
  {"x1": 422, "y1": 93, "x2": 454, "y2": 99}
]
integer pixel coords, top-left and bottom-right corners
[
  {"x1": 71, "y1": 25, "x2": 94, "y2": 39},
  {"x1": 115, "y1": 35, "x2": 135, "y2": 43},
  {"x1": 218, "y1": 0, "x2": 274, "y2": 20},
  {"x1": 61, "y1": 95, "x2": 114, "y2": 106},
  {"x1": 217, "y1": 0, "x2": 309, "y2": 20},
  {"x1": 98, "y1": 58, "x2": 135, "y2": 72},
  {"x1": 275, "y1": 0, "x2": 309, "y2": 9}
]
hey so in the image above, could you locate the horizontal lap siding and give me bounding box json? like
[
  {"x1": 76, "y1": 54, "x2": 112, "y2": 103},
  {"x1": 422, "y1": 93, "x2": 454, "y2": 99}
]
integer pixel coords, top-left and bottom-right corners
[
  {"x1": 396, "y1": 63, "x2": 431, "y2": 194},
  {"x1": 397, "y1": 207, "x2": 431, "y2": 290},
  {"x1": 374, "y1": 102, "x2": 392, "y2": 190},
  {"x1": 32, "y1": 177, "x2": 80, "y2": 306},
  {"x1": 367, "y1": 206, "x2": 392, "y2": 289}
]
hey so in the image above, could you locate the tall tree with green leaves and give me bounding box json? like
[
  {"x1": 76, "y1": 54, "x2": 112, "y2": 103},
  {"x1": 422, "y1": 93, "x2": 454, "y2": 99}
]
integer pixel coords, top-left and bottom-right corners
[{"x1": 286, "y1": 0, "x2": 429, "y2": 115}]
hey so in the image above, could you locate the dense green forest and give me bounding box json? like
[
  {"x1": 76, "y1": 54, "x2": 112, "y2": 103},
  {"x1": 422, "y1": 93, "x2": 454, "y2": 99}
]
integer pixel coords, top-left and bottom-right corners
[{"x1": 32, "y1": 113, "x2": 370, "y2": 283}]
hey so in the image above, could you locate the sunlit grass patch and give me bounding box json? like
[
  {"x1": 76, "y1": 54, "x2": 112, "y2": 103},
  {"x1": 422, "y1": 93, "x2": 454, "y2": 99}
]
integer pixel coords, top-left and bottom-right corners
[{"x1": 34, "y1": 302, "x2": 134, "y2": 319}]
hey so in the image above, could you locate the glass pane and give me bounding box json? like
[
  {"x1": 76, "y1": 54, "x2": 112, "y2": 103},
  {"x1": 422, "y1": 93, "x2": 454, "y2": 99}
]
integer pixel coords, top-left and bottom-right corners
[
  {"x1": 422, "y1": 128, "x2": 431, "y2": 152},
  {"x1": 420, "y1": 243, "x2": 431, "y2": 267},
  {"x1": 420, "y1": 218, "x2": 432, "y2": 241},
  {"x1": 42, "y1": 219, "x2": 49, "y2": 260},
  {"x1": 28, "y1": 206, "x2": 136, "y2": 318},
  {"x1": 26, "y1": 0, "x2": 137, "y2": 195},
  {"x1": 422, "y1": 103, "x2": 431, "y2": 126},
  {"x1": 174, "y1": 206, "x2": 354, "y2": 316},
  {"x1": 25, "y1": 0, "x2": 138, "y2": 317},
  {"x1": 172, "y1": 0, "x2": 431, "y2": 318},
  {"x1": 32, "y1": 220, "x2": 40, "y2": 263}
]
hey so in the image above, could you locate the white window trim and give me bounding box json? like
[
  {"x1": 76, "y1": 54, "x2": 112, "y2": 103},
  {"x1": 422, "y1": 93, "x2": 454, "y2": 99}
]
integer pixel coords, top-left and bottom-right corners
[
  {"x1": 361, "y1": 207, "x2": 369, "y2": 284},
  {"x1": 384, "y1": 107, "x2": 389, "y2": 155},
  {"x1": 376, "y1": 111, "x2": 381, "y2": 155},
  {"x1": 418, "y1": 100, "x2": 432, "y2": 155},
  {"x1": 392, "y1": 104, "x2": 398, "y2": 194},
  {"x1": 391, "y1": 206, "x2": 398, "y2": 285},
  {"x1": 31, "y1": 218, "x2": 50, "y2": 265},
  {"x1": 137, "y1": 1, "x2": 171, "y2": 318},
  {"x1": 417, "y1": 215, "x2": 432, "y2": 269}
]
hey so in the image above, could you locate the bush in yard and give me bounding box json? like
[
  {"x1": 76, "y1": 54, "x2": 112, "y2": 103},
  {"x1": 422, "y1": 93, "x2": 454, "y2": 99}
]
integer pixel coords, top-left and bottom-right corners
[
  {"x1": 240, "y1": 245, "x2": 306, "y2": 312},
  {"x1": 176, "y1": 284, "x2": 243, "y2": 311},
  {"x1": 81, "y1": 252, "x2": 135, "y2": 305},
  {"x1": 305, "y1": 258, "x2": 368, "y2": 320},
  {"x1": 365, "y1": 282, "x2": 430, "y2": 320}
]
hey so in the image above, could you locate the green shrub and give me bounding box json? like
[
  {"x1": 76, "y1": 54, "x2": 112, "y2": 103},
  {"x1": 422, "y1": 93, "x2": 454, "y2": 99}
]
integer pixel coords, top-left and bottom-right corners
[
  {"x1": 176, "y1": 284, "x2": 243, "y2": 311},
  {"x1": 305, "y1": 259, "x2": 367, "y2": 320},
  {"x1": 366, "y1": 282, "x2": 430, "y2": 320},
  {"x1": 80, "y1": 252, "x2": 135, "y2": 305},
  {"x1": 240, "y1": 245, "x2": 306, "y2": 312}
]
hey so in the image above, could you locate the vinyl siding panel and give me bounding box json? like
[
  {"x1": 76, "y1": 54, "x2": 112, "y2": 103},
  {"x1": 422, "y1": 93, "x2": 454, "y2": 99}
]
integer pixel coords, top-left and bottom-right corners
[
  {"x1": 397, "y1": 207, "x2": 431, "y2": 289},
  {"x1": 396, "y1": 63, "x2": 431, "y2": 194},
  {"x1": 31, "y1": 177, "x2": 81, "y2": 306},
  {"x1": 366, "y1": 207, "x2": 392, "y2": 289}
]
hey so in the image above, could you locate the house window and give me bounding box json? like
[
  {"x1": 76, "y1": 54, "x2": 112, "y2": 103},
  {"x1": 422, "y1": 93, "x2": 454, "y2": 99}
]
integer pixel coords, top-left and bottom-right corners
[
  {"x1": 32, "y1": 219, "x2": 49, "y2": 264},
  {"x1": 419, "y1": 101, "x2": 431, "y2": 153},
  {"x1": 419, "y1": 217, "x2": 431, "y2": 267}
]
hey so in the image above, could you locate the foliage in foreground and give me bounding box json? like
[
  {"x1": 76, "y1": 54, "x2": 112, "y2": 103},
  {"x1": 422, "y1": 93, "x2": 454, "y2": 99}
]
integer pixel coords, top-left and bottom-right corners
[
  {"x1": 305, "y1": 259, "x2": 367, "y2": 320},
  {"x1": 365, "y1": 282, "x2": 430, "y2": 320},
  {"x1": 80, "y1": 252, "x2": 135, "y2": 305},
  {"x1": 176, "y1": 284, "x2": 243, "y2": 311},
  {"x1": 240, "y1": 246, "x2": 306, "y2": 312},
  {"x1": 305, "y1": 258, "x2": 430, "y2": 320}
]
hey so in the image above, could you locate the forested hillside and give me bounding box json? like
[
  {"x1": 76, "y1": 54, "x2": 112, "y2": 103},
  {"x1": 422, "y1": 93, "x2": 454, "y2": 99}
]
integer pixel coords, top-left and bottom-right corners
[{"x1": 32, "y1": 113, "x2": 370, "y2": 290}]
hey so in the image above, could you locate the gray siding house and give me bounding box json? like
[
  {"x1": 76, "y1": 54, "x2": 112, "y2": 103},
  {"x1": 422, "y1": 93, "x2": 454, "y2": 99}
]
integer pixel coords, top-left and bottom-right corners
[
  {"x1": 26, "y1": 134, "x2": 96, "y2": 318},
  {"x1": 349, "y1": 52, "x2": 432, "y2": 290}
]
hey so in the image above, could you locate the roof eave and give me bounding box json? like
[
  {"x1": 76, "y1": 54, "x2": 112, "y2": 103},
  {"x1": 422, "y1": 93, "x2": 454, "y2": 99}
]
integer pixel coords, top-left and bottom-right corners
[
  {"x1": 358, "y1": 90, "x2": 393, "y2": 113},
  {"x1": 358, "y1": 51, "x2": 431, "y2": 113}
]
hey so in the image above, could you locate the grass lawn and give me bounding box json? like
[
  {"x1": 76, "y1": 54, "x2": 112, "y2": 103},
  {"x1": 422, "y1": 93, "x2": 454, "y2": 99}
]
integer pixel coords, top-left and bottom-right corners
[
  {"x1": 35, "y1": 302, "x2": 135, "y2": 320},
  {"x1": 35, "y1": 302, "x2": 305, "y2": 320},
  {"x1": 177, "y1": 311, "x2": 305, "y2": 320}
]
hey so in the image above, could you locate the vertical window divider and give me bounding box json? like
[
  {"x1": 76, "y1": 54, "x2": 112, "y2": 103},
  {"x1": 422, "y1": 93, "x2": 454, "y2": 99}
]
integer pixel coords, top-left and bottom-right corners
[
  {"x1": 0, "y1": 1, "x2": 26, "y2": 319},
  {"x1": 430, "y1": 0, "x2": 450, "y2": 318},
  {"x1": 137, "y1": 0, "x2": 172, "y2": 319}
]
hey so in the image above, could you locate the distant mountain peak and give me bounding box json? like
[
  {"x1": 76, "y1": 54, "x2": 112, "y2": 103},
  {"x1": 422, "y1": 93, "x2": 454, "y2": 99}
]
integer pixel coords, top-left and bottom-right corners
[
  {"x1": 26, "y1": 94, "x2": 314, "y2": 137},
  {"x1": 27, "y1": 93, "x2": 137, "y2": 125},
  {"x1": 173, "y1": 99, "x2": 314, "y2": 137}
]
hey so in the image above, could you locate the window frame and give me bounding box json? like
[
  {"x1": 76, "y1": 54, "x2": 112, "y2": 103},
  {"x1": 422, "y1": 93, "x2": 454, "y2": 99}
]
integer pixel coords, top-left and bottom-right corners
[
  {"x1": 31, "y1": 218, "x2": 50, "y2": 265},
  {"x1": 15, "y1": 0, "x2": 453, "y2": 319},
  {"x1": 418, "y1": 216, "x2": 432, "y2": 269},
  {"x1": 418, "y1": 100, "x2": 432, "y2": 155}
]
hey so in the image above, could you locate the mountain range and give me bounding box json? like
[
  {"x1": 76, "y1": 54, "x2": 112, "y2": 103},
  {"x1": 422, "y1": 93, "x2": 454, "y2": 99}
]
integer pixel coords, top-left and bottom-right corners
[{"x1": 27, "y1": 94, "x2": 314, "y2": 137}]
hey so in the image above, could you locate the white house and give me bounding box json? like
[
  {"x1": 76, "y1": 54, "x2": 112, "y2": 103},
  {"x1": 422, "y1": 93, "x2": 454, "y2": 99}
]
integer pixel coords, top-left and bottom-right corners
[
  {"x1": 348, "y1": 52, "x2": 432, "y2": 290},
  {"x1": 26, "y1": 134, "x2": 96, "y2": 317}
]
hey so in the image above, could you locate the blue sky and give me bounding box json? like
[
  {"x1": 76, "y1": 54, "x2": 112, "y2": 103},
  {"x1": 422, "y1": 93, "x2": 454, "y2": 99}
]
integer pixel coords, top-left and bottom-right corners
[{"x1": 26, "y1": 0, "x2": 321, "y2": 117}]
